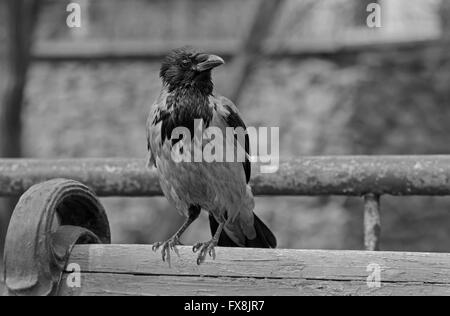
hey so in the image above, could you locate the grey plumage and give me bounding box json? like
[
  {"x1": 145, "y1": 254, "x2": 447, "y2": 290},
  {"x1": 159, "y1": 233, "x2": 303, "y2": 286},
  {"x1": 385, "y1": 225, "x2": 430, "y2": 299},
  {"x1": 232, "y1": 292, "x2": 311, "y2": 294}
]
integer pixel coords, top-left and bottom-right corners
[{"x1": 147, "y1": 47, "x2": 276, "y2": 265}]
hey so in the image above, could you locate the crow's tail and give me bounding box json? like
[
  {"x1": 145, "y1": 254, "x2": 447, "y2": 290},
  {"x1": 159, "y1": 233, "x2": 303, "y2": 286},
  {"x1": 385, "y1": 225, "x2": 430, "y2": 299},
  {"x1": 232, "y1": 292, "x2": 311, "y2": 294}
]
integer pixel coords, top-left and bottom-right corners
[{"x1": 209, "y1": 213, "x2": 277, "y2": 248}]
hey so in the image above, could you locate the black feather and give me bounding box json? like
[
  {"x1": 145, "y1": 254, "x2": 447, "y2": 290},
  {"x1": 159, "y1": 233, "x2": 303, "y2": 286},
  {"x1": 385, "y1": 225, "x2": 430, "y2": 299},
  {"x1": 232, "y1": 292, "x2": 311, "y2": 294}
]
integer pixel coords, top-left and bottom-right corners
[
  {"x1": 209, "y1": 213, "x2": 277, "y2": 248},
  {"x1": 223, "y1": 104, "x2": 251, "y2": 183},
  {"x1": 154, "y1": 98, "x2": 213, "y2": 146},
  {"x1": 155, "y1": 48, "x2": 216, "y2": 146},
  {"x1": 159, "y1": 47, "x2": 214, "y2": 95}
]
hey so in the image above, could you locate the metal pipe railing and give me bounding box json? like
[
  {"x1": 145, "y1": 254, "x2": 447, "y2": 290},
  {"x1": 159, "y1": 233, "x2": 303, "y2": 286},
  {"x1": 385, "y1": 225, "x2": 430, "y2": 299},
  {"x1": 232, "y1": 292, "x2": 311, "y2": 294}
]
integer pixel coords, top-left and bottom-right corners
[
  {"x1": 1, "y1": 156, "x2": 450, "y2": 197},
  {"x1": 1, "y1": 156, "x2": 450, "y2": 250}
]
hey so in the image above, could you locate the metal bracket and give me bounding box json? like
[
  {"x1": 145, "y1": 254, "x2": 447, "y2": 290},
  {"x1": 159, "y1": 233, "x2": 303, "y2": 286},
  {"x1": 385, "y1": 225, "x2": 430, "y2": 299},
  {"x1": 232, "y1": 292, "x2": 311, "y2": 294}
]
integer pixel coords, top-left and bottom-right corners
[{"x1": 3, "y1": 179, "x2": 110, "y2": 296}]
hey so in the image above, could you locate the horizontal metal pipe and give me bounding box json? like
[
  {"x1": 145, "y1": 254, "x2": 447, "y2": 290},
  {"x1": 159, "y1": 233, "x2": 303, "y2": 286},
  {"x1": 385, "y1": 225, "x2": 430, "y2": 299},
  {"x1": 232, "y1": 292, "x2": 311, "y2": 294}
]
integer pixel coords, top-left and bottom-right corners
[{"x1": 0, "y1": 156, "x2": 450, "y2": 197}]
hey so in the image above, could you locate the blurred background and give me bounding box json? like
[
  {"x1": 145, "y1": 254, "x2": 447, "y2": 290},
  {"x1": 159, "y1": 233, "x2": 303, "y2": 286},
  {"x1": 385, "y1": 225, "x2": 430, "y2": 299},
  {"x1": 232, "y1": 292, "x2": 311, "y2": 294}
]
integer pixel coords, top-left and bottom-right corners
[{"x1": 1, "y1": 0, "x2": 450, "y2": 262}]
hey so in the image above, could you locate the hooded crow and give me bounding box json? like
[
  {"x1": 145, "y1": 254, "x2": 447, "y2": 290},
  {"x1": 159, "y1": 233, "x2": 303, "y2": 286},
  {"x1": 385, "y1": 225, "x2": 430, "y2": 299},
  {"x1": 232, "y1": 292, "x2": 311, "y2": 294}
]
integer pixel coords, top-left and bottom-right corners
[{"x1": 147, "y1": 47, "x2": 276, "y2": 265}]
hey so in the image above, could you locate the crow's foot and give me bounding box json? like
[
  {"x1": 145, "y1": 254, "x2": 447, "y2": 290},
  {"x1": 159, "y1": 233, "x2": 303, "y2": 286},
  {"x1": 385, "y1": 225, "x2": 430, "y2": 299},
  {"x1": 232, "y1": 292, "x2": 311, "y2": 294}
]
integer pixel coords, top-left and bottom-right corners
[
  {"x1": 152, "y1": 236, "x2": 181, "y2": 267},
  {"x1": 192, "y1": 239, "x2": 218, "y2": 265}
]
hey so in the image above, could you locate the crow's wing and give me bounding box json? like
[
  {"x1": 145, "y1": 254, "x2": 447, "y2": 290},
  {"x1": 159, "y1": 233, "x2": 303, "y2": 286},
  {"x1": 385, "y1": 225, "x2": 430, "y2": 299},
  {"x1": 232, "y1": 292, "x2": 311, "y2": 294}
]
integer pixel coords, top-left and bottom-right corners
[
  {"x1": 146, "y1": 88, "x2": 169, "y2": 168},
  {"x1": 210, "y1": 96, "x2": 277, "y2": 248},
  {"x1": 212, "y1": 95, "x2": 251, "y2": 183},
  {"x1": 146, "y1": 110, "x2": 156, "y2": 167}
]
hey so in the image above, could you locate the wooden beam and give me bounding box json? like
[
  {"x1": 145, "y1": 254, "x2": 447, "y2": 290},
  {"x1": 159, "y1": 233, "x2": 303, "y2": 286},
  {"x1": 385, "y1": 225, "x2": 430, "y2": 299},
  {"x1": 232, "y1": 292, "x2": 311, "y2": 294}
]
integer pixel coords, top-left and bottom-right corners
[
  {"x1": 60, "y1": 273, "x2": 450, "y2": 296},
  {"x1": 59, "y1": 245, "x2": 450, "y2": 296}
]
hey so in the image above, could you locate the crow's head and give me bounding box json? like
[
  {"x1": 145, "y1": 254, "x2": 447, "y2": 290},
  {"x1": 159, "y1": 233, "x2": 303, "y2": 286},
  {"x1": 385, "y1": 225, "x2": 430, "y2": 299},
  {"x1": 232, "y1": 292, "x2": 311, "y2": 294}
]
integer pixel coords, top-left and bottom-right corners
[{"x1": 160, "y1": 47, "x2": 225, "y2": 95}]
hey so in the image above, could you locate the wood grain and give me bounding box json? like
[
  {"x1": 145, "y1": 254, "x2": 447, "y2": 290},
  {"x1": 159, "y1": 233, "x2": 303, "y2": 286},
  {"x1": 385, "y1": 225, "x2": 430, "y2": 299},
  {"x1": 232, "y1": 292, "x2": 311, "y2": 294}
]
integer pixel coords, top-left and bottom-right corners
[
  {"x1": 59, "y1": 245, "x2": 450, "y2": 296},
  {"x1": 59, "y1": 273, "x2": 450, "y2": 296}
]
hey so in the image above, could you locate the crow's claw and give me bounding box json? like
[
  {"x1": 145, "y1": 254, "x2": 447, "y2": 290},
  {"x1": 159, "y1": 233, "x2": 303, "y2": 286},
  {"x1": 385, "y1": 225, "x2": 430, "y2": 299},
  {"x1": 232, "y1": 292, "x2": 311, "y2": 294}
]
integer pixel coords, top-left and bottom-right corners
[
  {"x1": 209, "y1": 247, "x2": 216, "y2": 260},
  {"x1": 192, "y1": 240, "x2": 218, "y2": 265},
  {"x1": 152, "y1": 242, "x2": 163, "y2": 252},
  {"x1": 152, "y1": 236, "x2": 181, "y2": 267},
  {"x1": 192, "y1": 242, "x2": 203, "y2": 253}
]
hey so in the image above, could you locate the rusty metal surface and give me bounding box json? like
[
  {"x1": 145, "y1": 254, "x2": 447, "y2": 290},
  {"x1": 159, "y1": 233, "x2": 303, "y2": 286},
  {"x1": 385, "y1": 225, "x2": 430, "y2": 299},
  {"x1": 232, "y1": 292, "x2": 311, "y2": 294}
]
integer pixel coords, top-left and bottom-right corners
[
  {"x1": 364, "y1": 194, "x2": 381, "y2": 251},
  {"x1": 0, "y1": 156, "x2": 450, "y2": 197},
  {"x1": 3, "y1": 179, "x2": 110, "y2": 296}
]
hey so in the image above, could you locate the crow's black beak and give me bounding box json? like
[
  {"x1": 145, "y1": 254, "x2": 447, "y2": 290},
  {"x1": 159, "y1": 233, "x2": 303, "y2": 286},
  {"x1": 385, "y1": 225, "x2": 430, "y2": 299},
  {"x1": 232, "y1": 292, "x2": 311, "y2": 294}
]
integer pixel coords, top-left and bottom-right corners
[{"x1": 195, "y1": 54, "x2": 225, "y2": 72}]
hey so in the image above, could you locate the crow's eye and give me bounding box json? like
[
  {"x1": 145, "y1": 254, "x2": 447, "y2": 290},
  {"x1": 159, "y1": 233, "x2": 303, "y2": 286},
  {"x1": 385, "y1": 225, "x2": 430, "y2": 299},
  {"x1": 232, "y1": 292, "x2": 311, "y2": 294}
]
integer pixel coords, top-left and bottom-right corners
[{"x1": 181, "y1": 60, "x2": 190, "y2": 67}]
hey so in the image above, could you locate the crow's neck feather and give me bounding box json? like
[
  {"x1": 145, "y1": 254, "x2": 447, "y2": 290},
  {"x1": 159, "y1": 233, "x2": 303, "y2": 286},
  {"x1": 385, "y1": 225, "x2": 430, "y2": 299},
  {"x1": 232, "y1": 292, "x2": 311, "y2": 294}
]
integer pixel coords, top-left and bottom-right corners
[{"x1": 158, "y1": 86, "x2": 213, "y2": 144}]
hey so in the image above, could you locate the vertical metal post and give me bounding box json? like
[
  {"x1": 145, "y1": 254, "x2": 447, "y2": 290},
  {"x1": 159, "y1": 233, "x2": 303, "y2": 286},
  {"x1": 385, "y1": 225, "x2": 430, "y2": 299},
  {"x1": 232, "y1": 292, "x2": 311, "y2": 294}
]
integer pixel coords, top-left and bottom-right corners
[{"x1": 364, "y1": 194, "x2": 381, "y2": 251}]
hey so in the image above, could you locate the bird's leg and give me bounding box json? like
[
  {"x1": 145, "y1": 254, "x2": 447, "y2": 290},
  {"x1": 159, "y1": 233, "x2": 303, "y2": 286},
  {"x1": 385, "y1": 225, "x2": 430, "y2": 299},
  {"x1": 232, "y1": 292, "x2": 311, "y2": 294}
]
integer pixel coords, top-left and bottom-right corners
[
  {"x1": 151, "y1": 217, "x2": 191, "y2": 263},
  {"x1": 193, "y1": 215, "x2": 227, "y2": 265},
  {"x1": 152, "y1": 205, "x2": 200, "y2": 266}
]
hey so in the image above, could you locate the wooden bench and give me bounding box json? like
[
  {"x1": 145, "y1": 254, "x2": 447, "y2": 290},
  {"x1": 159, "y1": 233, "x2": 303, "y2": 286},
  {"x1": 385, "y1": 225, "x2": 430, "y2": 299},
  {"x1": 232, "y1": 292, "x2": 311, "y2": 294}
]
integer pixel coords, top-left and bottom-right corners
[
  {"x1": 62, "y1": 246, "x2": 449, "y2": 296},
  {"x1": 1, "y1": 157, "x2": 450, "y2": 296}
]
